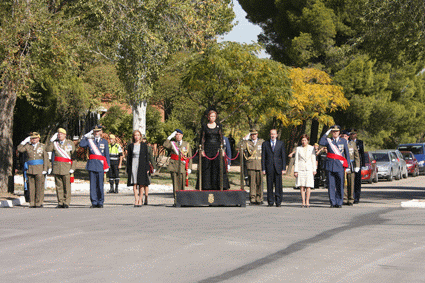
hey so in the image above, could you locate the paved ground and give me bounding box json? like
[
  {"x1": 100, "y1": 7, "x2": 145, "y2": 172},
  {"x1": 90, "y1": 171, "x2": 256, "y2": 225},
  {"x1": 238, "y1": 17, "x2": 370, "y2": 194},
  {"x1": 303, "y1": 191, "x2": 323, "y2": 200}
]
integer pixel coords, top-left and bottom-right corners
[{"x1": 1, "y1": 176, "x2": 425, "y2": 282}]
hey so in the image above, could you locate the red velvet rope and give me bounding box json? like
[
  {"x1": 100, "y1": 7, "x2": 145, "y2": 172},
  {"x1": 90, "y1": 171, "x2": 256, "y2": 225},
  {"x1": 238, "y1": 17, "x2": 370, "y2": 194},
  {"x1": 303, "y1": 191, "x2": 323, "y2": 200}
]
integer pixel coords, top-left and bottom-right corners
[
  {"x1": 203, "y1": 150, "x2": 220, "y2": 160},
  {"x1": 185, "y1": 150, "x2": 198, "y2": 160},
  {"x1": 225, "y1": 151, "x2": 240, "y2": 161}
]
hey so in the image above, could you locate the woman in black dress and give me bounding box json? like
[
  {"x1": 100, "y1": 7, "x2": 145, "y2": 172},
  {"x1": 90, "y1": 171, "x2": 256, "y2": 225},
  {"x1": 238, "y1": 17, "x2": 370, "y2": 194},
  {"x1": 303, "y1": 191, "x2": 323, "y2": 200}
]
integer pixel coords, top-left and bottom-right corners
[
  {"x1": 198, "y1": 109, "x2": 230, "y2": 190},
  {"x1": 127, "y1": 130, "x2": 150, "y2": 206}
]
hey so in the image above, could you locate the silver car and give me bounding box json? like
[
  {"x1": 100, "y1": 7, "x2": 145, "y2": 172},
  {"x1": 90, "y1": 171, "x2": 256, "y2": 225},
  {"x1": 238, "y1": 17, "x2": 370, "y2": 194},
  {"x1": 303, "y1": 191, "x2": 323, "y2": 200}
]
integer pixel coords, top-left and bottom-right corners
[
  {"x1": 390, "y1": 149, "x2": 409, "y2": 179},
  {"x1": 370, "y1": 150, "x2": 401, "y2": 181}
]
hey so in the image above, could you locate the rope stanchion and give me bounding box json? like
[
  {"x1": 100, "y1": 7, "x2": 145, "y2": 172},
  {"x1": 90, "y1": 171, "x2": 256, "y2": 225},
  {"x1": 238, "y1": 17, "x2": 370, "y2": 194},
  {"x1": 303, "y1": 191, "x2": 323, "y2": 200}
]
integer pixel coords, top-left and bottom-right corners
[
  {"x1": 225, "y1": 151, "x2": 239, "y2": 161},
  {"x1": 203, "y1": 150, "x2": 220, "y2": 160}
]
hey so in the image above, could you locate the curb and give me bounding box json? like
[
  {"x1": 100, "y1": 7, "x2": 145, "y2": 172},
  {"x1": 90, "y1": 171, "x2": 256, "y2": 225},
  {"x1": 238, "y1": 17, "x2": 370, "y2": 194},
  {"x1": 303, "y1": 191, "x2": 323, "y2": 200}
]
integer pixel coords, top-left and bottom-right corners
[
  {"x1": 0, "y1": 196, "x2": 26, "y2": 208},
  {"x1": 401, "y1": 199, "x2": 425, "y2": 208}
]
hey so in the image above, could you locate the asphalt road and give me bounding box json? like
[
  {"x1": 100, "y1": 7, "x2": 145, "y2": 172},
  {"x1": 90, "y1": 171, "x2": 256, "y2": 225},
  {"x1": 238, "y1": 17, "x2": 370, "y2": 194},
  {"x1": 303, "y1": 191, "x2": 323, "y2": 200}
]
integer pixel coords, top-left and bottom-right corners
[{"x1": 1, "y1": 176, "x2": 425, "y2": 282}]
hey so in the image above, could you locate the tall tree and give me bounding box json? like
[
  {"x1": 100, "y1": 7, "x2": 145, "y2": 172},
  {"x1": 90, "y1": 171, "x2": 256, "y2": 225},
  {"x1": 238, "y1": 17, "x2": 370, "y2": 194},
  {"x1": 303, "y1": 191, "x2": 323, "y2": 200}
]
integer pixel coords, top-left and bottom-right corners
[
  {"x1": 73, "y1": 0, "x2": 235, "y2": 135},
  {"x1": 0, "y1": 0, "x2": 86, "y2": 192}
]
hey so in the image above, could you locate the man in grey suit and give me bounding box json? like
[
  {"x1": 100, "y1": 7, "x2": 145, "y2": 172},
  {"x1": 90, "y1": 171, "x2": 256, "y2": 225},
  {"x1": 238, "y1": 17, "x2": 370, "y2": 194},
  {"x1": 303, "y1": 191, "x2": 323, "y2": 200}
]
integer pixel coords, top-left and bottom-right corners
[{"x1": 262, "y1": 129, "x2": 286, "y2": 207}]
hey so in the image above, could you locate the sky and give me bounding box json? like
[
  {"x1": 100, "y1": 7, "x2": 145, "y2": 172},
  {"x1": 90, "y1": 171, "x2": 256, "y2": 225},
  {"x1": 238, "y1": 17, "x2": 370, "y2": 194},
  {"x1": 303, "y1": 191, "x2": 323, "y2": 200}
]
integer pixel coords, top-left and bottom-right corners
[{"x1": 218, "y1": 1, "x2": 270, "y2": 58}]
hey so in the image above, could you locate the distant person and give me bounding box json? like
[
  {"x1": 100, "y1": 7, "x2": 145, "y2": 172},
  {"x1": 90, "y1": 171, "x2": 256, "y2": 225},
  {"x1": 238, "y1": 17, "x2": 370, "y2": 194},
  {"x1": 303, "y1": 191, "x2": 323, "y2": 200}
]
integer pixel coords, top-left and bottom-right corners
[
  {"x1": 79, "y1": 125, "x2": 110, "y2": 208},
  {"x1": 262, "y1": 129, "x2": 286, "y2": 207},
  {"x1": 341, "y1": 130, "x2": 360, "y2": 206},
  {"x1": 164, "y1": 129, "x2": 192, "y2": 201},
  {"x1": 107, "y1": 134, "x2": 123, "y2": 194},
  {"x1": 47, "y1": 128, "x2": 76, "y2": 209},
  {"x1": 294, "y1": 134, "x2": 316, "y2": 208},
  {"x1": 241, "y1": 128, "x2": 265, "y2": 205},
  {"x1": 18, "y1": 132, "x2": 49, "y2": 208},
  {"x1": 349, "y1": 129, "x2": 365, "y2": 204},
  {"x1": 228, "y1": 134, "x2": 236, "y2": 157},
  {"x1": 319, "y1": 125, "x2": 350, "y2": 208},
  {"x1": 127, "y1": 130, "x2": 151, "y2": 207}
]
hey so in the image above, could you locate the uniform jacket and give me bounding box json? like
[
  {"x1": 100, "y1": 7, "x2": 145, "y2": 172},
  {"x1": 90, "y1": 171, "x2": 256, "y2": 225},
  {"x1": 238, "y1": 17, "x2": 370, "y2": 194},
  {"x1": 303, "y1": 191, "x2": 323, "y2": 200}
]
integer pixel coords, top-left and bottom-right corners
[
  {"x1": 46, "y1": 139, "x2": 76, "y2": 175},
  {"x1": 163, "y1": 139, "x2": 192, "y2": 173},
  {"x1": 79, "y1": 137, "x2": 110, "y2": 172},
  {"x1": 261, "y1": 139, "x2": 286, "y2": 174},
  {"x1": 223, "y1": 136, "x2": 232, "y2": 165},
  {"x1": 242, "y1": 138, "x2": 264, "y2": 170},
  {"x1": 347, "y1": 140, "x2": 360, "y2": 171},
  {"x1": 319, "y1": 134, "x2": 351, "y2": 172},
  {"x1": 351, "y1": 139, "x2": 365, "y2": 167},
  {"x1": 294, "y1": 145, "x2": 317, "y2": 173},
  {"x1": 18, "y1": 143, "x2": 50, "y2": 174}
]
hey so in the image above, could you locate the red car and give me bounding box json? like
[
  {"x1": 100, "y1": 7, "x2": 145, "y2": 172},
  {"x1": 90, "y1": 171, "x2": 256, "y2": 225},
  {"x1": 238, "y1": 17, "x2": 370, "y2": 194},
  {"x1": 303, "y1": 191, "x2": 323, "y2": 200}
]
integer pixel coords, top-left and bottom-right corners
[
  {"x1": 400, "y1": 151, "x2": 420, "y2": 176},
  {"x1": 362, "y1": 152, "x2": 378, "y2": 183}
]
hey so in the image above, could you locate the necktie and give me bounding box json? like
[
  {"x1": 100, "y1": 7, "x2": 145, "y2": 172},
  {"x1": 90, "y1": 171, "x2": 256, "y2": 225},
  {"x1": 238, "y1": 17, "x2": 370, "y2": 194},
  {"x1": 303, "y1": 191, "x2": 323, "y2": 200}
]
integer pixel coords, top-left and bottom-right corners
[{"x1": 272, "y1": 141, "x2": 275, "y2": 151}]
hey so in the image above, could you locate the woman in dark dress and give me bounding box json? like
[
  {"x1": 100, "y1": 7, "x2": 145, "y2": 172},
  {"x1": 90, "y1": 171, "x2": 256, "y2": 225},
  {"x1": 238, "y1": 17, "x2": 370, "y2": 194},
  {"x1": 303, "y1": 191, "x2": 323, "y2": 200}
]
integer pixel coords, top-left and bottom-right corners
[
  {"x1": 198, "y1": 109, "x2": 230, "y2": 190},
  {"x1": 127, "y1": 130, "x2": 150, "y2": 207}
]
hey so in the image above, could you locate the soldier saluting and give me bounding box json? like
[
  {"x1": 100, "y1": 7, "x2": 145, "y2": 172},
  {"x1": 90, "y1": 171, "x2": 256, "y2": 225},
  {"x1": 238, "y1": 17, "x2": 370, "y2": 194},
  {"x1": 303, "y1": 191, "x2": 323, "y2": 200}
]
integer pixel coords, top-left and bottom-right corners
[
  {"x1": 163, "y1": 129, "x2": 192, "y2": 193},
  {"x1": 47, "y1": 128, "x2": 76, "y2": 209},
  {"x1": 18, "y1": 132, "x2": 50, "y2": 208},
  {"x1": 241, "y1": 128, "x2": 265, "y2": 205}
]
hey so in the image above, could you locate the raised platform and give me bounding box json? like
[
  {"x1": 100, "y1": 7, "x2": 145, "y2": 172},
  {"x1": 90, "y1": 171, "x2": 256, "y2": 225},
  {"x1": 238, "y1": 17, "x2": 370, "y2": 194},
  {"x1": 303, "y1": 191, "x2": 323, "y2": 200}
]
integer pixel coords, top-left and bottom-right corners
[{"x1": 175, "y1": 190, "x2": 247, "y2": 207}]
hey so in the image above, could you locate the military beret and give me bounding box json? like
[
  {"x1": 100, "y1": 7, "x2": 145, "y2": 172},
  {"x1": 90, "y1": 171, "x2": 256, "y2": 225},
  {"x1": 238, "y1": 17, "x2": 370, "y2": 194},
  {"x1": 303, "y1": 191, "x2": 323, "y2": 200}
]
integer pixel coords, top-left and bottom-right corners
[
  {"x1": 175, "y1": 129, "x2": 183, "y2": 135},
  {"x1": 30, "y1": 132, "x2": 41, "y2": 138},
  {"x1": 58, "y1": 128, "x2": 66, "y2": 134}
]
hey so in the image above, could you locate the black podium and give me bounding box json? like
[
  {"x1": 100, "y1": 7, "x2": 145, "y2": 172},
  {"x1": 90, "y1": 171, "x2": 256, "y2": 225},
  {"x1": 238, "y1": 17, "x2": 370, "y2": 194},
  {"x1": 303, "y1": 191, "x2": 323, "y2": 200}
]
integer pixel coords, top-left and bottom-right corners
[{"x1": 175, "y1": 190, "x2": 247, "y2": 207}]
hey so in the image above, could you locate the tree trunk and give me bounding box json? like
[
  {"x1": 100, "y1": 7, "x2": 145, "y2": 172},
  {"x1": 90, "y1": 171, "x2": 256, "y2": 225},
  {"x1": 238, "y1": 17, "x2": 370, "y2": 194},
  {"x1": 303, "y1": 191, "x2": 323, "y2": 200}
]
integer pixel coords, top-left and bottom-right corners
[
  {"x1": 310, "y1": 119, "x2": 319, "y2": 145},
  {"x1": 0, "y1": 83, "x2": 17, "y2": 193},
  {"x1": 132, "y1": 100, "x2": 147, "y2": 135}
]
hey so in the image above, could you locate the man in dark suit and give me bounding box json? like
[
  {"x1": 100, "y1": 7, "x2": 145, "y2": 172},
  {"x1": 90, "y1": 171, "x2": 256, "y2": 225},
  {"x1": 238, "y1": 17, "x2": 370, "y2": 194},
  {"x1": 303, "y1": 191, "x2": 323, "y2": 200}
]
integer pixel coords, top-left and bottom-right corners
[
  {"x1": 262, "y1": 129, "x2": 286, "y2": 207},
  {"x1": 79, "y1": 125, "x2": 110, "y2": 208},
  {"x1": 350, "y1": 129, "x2": 365, "y2": 204},
  {"x1": 319, "y1": 125, "x2": 351, "y2": 208}
]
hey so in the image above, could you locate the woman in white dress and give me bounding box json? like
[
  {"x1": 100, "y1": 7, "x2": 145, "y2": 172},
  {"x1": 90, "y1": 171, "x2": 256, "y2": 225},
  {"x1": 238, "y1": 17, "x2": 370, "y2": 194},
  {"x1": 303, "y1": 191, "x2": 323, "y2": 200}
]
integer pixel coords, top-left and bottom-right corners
[{"x1": 294, "y1": 134, "x2": 317, "y2": 208}]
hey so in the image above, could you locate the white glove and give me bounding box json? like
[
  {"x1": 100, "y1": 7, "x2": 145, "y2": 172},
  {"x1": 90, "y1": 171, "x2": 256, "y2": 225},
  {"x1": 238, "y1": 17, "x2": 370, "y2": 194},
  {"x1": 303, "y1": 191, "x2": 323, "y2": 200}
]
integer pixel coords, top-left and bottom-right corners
[
  {"x1": 69, "y1": 169, "x2": 74, "y2": 174},
  {"x1": 50, "y1": 132, "x2": 58, "y2": 142},
  {"x1": 42, "y1": 171, "x2": 47, "y2": 175},
  {"x1": 345, "y1": 168, "x2": 351, "y2": 173},
  {"x1": 243, "y1": 133, "x2": 250, "y2": 140},
  {"x1": 84, "y1": 130, "x2": 93, "y2": 138},
  {"x1": 104, "y1": 168, "x2": 109, "y2": 173},
  {"x1": 153, "y1": 169, "x2": 156, "y2": 174},
  {"x1": 167, "y1": 131, "x2": 177, "y2": 140},
  {"x1": 227, "y1": 165, "x2": 231, "y2": 171},
  {"x1": 354, "y1": 167, "x2": 360, "y2": 173},
  {"x1": 325, "y1": 129, "x2": 332, "y2": 136},
  {"x1": 21, "y1": 136, "x2": 31, "y2": 145},
  {"x1": 48, "y1": 152, "x2": 52, "y2": 159},
  {"x1": 48, "y1": 168, "x2": 52, "y2": 174},
  {"x1": 187, "y1": 169, "x2": 191, "y2": 174}
]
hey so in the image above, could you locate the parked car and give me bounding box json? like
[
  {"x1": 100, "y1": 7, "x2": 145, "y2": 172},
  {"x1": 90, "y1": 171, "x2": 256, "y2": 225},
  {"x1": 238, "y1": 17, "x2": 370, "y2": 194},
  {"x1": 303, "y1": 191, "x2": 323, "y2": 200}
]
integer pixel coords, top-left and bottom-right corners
[
  {"x1": 370, "y1": 150, "x2": 401, "y2": 181},
  {"x1": 400, "y1": 151, "x2": 420, "y2": 177},
  {"x1": 397, "y1": 143, "x2": 425, "y2": 174},
  {"x1": 389, "y1": 149, "x2": 408, "y2": 178},
  {"x1": 361, "y1": 152, "x2": 378, "y2": 183}
]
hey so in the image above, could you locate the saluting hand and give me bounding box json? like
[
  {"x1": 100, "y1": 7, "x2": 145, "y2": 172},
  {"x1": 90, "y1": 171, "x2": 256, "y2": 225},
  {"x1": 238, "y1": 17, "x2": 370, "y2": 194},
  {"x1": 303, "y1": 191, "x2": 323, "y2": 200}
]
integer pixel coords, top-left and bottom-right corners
[
  {"x1": 50, "y1": 133, "x2": 58, "y2": 142},
  {"x1": 167, "y1": 131, "x2": 177, "y2": 140},
  {"x1": 21, "y1": 136, "x2": 31, "y2": 145},
  {"x1": 84, "y1": 130, "x2": 93, "y2": 138}
]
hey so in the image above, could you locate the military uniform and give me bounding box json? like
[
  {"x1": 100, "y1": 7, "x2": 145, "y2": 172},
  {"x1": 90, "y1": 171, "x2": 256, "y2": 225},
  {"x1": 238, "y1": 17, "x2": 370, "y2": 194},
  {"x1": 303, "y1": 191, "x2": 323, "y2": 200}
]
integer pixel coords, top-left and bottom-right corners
[
  {"x1": 46, "y1": 133, "x2": 76, "y2": 208},
  {"x1": 319, "y1": 126, "x2": 351, "y2": 207},
  {"x1": 242, "y1": 136, "x2": 264, "y2": 204},
  {"x1": 163, "y1": 138, "x2": 192, "y2": 192},
  {"x1": 79, "y1": 126, "x2": 110, "y2": 208},
  {"x1": 344, "y1": 139, "x2": 360, "y2": 205},
  {"x1": 108, "y1": 140, "x2": 123, "y2": 193},
  {"x1": 18, "y1": 134, "x2": 50, "y2": 207}
]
